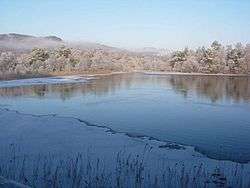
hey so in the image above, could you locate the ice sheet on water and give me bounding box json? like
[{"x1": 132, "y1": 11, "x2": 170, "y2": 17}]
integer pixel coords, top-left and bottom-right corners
[{"x1": 0, "y1": 75, "x2": 92, "y2": 88}]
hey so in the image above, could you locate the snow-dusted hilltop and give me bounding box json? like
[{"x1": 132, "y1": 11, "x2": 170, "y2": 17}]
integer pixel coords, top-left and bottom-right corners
[
  {"x1": 0, "y1": 33, "x2": 119, "y2": 53},
  {"x1": 0, "y1": 33, "x2": 64, "y2": 52},
  {"x1": 0, "y1": 33, "x2": 63, "y2": 42}
]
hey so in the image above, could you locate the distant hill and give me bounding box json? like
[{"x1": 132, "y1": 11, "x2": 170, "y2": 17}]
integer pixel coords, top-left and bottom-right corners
[
  {"x1": 0, "y1": 33, "x2": 169, "y2": 55},
  {"x1": 0, "y1": 33, "x2": 65, "y2": 53},
  {"x1": 0, "y1": 33, "x2": 124, "y2": 53},
  {"x1": 130, "y1": 47, "x2": 171, "y2": 56},
  {"x1": 0, "y1": 33, "x2": 63, "y2": 42},
  {"x1": 43, "y1": 36, "x2": 63, "y2": 42}
]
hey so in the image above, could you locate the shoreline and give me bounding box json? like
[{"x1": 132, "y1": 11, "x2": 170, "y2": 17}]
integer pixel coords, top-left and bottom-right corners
[
  {"x1": 139, "y1": 71, "x2": 250, "y2": 77},
  {"x1": 1, "y1": 70, "x2": 249, "y2": 81}
]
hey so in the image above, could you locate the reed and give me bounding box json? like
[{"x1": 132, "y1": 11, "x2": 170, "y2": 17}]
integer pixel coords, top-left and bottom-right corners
[{"x1": 0, "y1": 144, "x2": 249, "y2": 188}]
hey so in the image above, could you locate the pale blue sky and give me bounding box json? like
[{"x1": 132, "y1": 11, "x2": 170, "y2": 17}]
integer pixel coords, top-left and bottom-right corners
[{"x1": 1, "y1": 0, "x2": 250, "y2": 49}]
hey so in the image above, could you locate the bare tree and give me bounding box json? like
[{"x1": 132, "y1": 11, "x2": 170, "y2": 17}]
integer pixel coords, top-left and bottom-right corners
[{"x1": 246, "y1": 44, "x2": 250, "y2": 74}]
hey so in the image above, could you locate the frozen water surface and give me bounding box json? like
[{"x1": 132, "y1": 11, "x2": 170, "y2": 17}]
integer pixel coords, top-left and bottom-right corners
[
  {"x1": 0, "y1": 75, "x2": 92, "y2": 88},
  {"x1": 0, "y1": 73, "x2": 250, "y2": 163}
]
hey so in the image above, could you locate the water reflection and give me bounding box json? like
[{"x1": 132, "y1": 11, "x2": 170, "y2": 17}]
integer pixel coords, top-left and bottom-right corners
[
  {"x1": 167, "y1": 75, "x2": 250, "y2": 103},
  {"x1": 0, "y1": 73, "x2": 249, "y2": 103}
]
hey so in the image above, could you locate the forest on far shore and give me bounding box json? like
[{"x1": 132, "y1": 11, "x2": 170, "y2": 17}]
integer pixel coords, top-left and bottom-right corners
[{"x1": 1, "y1": 40, "x2": 250, "y2": 79}]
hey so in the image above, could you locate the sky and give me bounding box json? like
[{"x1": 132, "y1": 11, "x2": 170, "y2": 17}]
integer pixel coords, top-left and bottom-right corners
[{"x1": 0, "y1": 0, "x2": 250, "y2": 49}]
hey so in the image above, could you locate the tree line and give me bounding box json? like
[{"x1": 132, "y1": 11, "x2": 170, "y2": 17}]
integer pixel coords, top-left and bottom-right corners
[{"x1": 0, "y1": 41, "x2": 250, "y2": 78}]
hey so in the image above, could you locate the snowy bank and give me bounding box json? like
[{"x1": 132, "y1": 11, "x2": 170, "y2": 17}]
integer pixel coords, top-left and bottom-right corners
[
  {"x1": 0, "y1": 108, "x2": 249, "y2": 187},
  {"x1": 0, "y1": 75, "x2": 94, "y2": 88}
]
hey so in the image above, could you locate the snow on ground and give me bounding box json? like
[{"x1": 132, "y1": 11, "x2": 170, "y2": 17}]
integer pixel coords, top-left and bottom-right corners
[
  {"x1": 0, "y1": 108, "x2": 250, "y2": 187},
  {"x1": 0, "y1": 75, "x2": 94, "y2": 88}
]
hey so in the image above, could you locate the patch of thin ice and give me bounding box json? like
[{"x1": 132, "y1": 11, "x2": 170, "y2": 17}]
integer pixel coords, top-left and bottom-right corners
[{"x1": 0, "y1": 75, "x2": 93, "y2": 88}]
